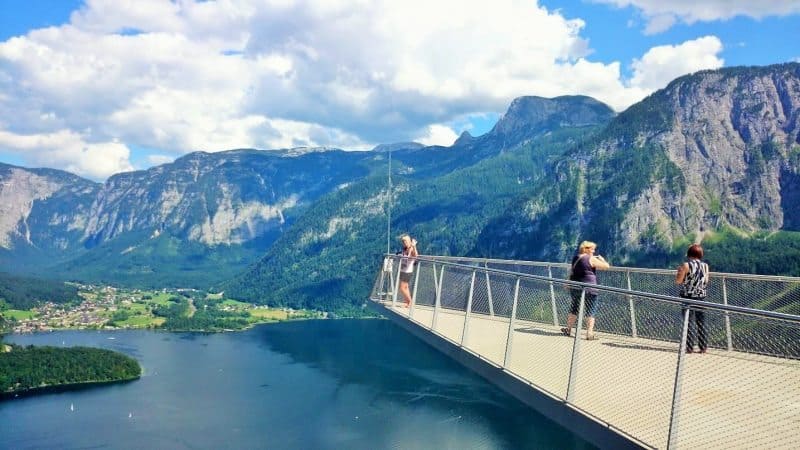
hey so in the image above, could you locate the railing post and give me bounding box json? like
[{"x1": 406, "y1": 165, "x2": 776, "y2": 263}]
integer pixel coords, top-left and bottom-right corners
[
  {"x1": 503, "y1": 277, "x2": 521, "y2": 368},
  {"x1": 461, "y1": 270, "x2": 476, "y2": 346},
  {"x1": 380, "y1": 256, "x2": 395, "y2": 301},
  {"x1": 432, "y1": 265, "x2": 445, "y2": 331},
  {"x1": 376, "y1": 257, "x2": 387, "y2": 300},
  {"x1": 485, "y1": 261, "x2": 495, "y2": 317},
  {"x1": 547, "y1": 264, "x2": 559, "y2": 326},
  {"x1": 392, "y1": 257, "x2": 401, "y2": 308},
  {"x1": 722, "y1": 276, "x2": 733, "y2": 351},
  {"x1": 566, "y1": 289, "x2": 587, "y2": 403},
  {"x1": 626, "y1": 269, "x2": 638, "y2": 338},
  {"x1": 409, "y1": 264, "x2": 421, "y2": 320},
  {"x1": 668, "y1": 307, "x2": 692, "y2": 449}
]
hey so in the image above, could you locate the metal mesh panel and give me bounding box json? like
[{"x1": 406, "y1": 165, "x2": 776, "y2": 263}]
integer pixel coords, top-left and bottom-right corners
[
  {"x1": 438, "y1": 265, "x2": 471, "y2": 311},
  {"x1": 505, "y1": 277, "x2": 573, "y2": 399},
  {"x1": 721, "y1": 276, "x2": 800, "y2": 313},
  {"x1": 627, "y1": 270, "x2": 676, "y2": 298},
  {"x1": 671, "y1": 309, "x2": 800, "y2": 449},
  {"x1": 569, "y1": 295, "x2": 682, "y2": 449},
  {"x1": 412, "y1": 260, "x2": 437, "y2": 308},
  {"x1": 470, "y1": 267, "x2": 493, "y2": 316},
  {"x1": 484, "y1": 272, "x2": 517, "y2": 318},
  {"x1": 514, "y1": 277, "x2": 558, "y2": 326},
  {"x1": 430, "y1": 265, "x2": 472, "y2": 344}
]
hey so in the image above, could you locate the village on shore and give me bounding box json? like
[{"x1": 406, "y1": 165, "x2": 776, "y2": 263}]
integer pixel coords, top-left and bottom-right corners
[{"x1": 4, "y1": 284, "x2": 323, "y2": 334}]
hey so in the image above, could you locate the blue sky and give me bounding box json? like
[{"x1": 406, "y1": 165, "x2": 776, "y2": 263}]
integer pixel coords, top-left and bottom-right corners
[{"x1": 0, "y1": 0, "x2": 798, "y2": 179}]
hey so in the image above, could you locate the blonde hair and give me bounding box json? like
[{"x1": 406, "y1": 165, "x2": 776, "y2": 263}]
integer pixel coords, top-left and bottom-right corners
[{"x1": 578, "y1": 240, "x2": 597, "y2": 254}]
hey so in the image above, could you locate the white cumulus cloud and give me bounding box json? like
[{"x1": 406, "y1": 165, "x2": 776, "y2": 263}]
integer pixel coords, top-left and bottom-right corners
[
  {"x1": 592, "y1": 0, "x2": 800, "y2": 34},
  {"x1": 630, "y1": 36, "x2": 724, "y2": 90},
  {"x1": 415, "y1": 125, "x2": 459, "y2": 147},
  {"x1": 0, "y1": 129, "x2": 134, "y2": 179},
  {"x1": 0, "y1": 0, "x2": 735, "y2": 179}
]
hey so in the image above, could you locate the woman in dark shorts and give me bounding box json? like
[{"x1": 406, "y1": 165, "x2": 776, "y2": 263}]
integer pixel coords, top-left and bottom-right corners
[
  {"x1": 398, "y1": 234, "x2": 418, "y2": 307},
  {"x1": 561, "y1": 240, "x2": 610, "y2": 340}
]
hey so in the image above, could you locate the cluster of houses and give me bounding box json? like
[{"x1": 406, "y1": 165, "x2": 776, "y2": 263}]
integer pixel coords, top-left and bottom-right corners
[{"x1": 9, "y1": 287, "x2": 122, "y2": 333}]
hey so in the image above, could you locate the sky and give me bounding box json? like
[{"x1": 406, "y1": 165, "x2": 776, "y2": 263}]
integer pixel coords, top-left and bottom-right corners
[{"x1": 0, "y1": 0, "x2": 798, "y2": 180}]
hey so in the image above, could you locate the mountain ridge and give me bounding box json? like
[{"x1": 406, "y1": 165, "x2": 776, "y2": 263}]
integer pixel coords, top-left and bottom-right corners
[{"x1": 2, "y1": 63, "x2": 799, "y2": 312}]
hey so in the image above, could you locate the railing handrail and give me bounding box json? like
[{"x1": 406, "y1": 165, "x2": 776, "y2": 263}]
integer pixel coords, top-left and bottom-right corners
[
  {"x1": 384, "y1": 254, "x2": 800, "y2": 325},
  {"x1": 416, "y1": 253, "x2": 800, "y2": 283}
]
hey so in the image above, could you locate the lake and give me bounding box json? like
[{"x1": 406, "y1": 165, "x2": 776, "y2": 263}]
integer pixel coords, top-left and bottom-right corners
[{"x1": 1, "y1": 319, "x2": 594, "y2": 449}]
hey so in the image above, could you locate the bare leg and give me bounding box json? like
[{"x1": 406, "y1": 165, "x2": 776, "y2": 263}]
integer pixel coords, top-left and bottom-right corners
[
  {"x1": 566, "y1": 313, "x2": 576, "y2": 329},
  {"x1": 562, "y1": 313, "x2": 577, "y2": 335},
  {"x1": 399, "y1": 281, "x2": 412, "y2": 307},
  {"x1": 585, "y1": 316, "x2": 596, "y2": 337}
]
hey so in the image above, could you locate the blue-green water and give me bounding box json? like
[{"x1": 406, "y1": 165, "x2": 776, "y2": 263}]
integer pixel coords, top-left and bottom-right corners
[{"x1": 1, "y1": 319, "x2": 594, "y2": 449}]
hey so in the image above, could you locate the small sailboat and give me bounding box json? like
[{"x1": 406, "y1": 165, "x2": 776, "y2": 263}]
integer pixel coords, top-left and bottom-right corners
[
  {"x1": 128, "y1": 412, "x2": 132, "y2": 418},
  {"x1": 70, "y1": 403, "x2": 74, "y2": 412}
]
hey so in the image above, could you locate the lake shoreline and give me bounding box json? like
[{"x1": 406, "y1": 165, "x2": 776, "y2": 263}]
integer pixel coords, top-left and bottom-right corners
[{"x1": 1, "y1": 376, "x2": 141, "y2": 401}]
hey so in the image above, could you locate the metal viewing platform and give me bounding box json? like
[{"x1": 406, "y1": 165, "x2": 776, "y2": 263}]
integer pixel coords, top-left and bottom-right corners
[{"x1": 369, "y1": 255, "x2": 800, "y2": 449}]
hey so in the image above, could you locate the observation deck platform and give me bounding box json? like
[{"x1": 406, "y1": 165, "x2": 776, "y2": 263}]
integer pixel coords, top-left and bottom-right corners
[{"x1": 370, "y1": 256, "x2": 800, "y2": 449}]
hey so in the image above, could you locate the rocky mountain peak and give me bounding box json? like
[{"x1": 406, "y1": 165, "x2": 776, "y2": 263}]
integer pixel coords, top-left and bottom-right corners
[
  {"x1": 453, "y1": 131, "x2": 474, "y2": 146},
  {"x1": 488, "y1": 95, "x2": 616, "y2": 143}
]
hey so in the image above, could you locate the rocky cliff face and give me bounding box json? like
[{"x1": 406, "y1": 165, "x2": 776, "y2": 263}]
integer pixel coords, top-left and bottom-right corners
[
  {"x1": 492, "y1": 63, "x2": 800, "y2": 261},
  {"x1": 0, "y1": 164, "x2": 98, "y2": 251},
  {"x1": 614, "y1": 64, "x2": 800, "y2": 251},
  {"x1": 0, "y1": 149, "x2": 377, "y2": 282}
]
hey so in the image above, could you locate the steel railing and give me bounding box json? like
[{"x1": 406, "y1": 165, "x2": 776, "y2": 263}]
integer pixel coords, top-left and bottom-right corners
[
  {"x1": 420, "y1": 254, "x2": 800, "y2": 349},
  {"x1": 370, "y1": 255, "x2": 800, "y2": 449}
]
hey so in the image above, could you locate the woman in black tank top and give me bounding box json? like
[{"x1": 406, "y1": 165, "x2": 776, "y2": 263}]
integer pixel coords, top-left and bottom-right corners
[{"x1": 561, "y1": 240, "x2": 610, "y2": 340}]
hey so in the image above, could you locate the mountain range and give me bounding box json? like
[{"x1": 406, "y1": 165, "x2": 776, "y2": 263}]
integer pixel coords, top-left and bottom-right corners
[{"x1": 2, "y1": 63, "x2": 800, "y2": 312}]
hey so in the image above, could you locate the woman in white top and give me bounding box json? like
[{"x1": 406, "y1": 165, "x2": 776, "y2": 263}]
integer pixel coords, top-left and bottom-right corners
[{"x1": 398, "y1": 234, "x2": 418, "y2": 307}]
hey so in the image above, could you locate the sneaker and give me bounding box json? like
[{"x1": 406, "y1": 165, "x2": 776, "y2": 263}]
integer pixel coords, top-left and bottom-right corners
[
  {"x1": 585, "y1": 334, "x2": 599, "y2": 341},
  {"x1": 560, "y1": 327, "x2": 571, "y2": 337}
]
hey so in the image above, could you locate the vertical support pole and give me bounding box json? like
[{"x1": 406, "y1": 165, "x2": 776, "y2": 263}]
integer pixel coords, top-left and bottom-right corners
[
  {"x1": 409, "y1": 264, "x2": 421, "y2": 320},
  {"x1": 485, "y1": 262, "x2": 495, "y2": 317},
  {"x1": 547, "y1": 264, "x2": 559, "y2": 326},
  {"x1": 461, "y1": 270, "x2": 476, "y2": 346},
  {"x1": 627, "y1": 269, "x2": 638, "y2": 338},
  {"x1": 392, "y1": 257, "x2": 401, "y2": 308},
  {"x1": 503, "y1": 277, "x2": 521, "y2": 368},
  {"x1": 432, "y1": 265, "x2": 445, "y2": 331},
  {"x1": 432, "y1": 263, "x2": 440, "y2": 299},
  {"x1": 566, "y1": 289, "x2": 587, "y2": 403},
  {"x1": 722, "y1": 276, "x2": 733, "y2": 351},
  {"x1": 377, "y1": 257, "x2": 387, "y2": 301},
  {"x1": 668, "y1": 307, "x2": 692, "y2": 449}
]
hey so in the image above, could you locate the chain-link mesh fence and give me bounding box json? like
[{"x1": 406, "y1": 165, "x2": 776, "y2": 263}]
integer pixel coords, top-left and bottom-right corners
[{"x1": 369, "y1": 255, "x2": 800, "y2": 449}]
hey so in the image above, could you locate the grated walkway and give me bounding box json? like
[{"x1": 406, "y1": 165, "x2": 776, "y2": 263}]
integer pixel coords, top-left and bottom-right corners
[{"x1": 379, "y1": 301, "x2": 800, "y2": 449}]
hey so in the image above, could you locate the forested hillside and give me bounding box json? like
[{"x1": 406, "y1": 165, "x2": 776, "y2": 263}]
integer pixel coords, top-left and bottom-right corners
[
  {"x1": 0, "y1": 345, "x2": 141, "y2": 395},
  {"x1": 0, "y1": 273, "x2": 80, "y2": 310}
]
